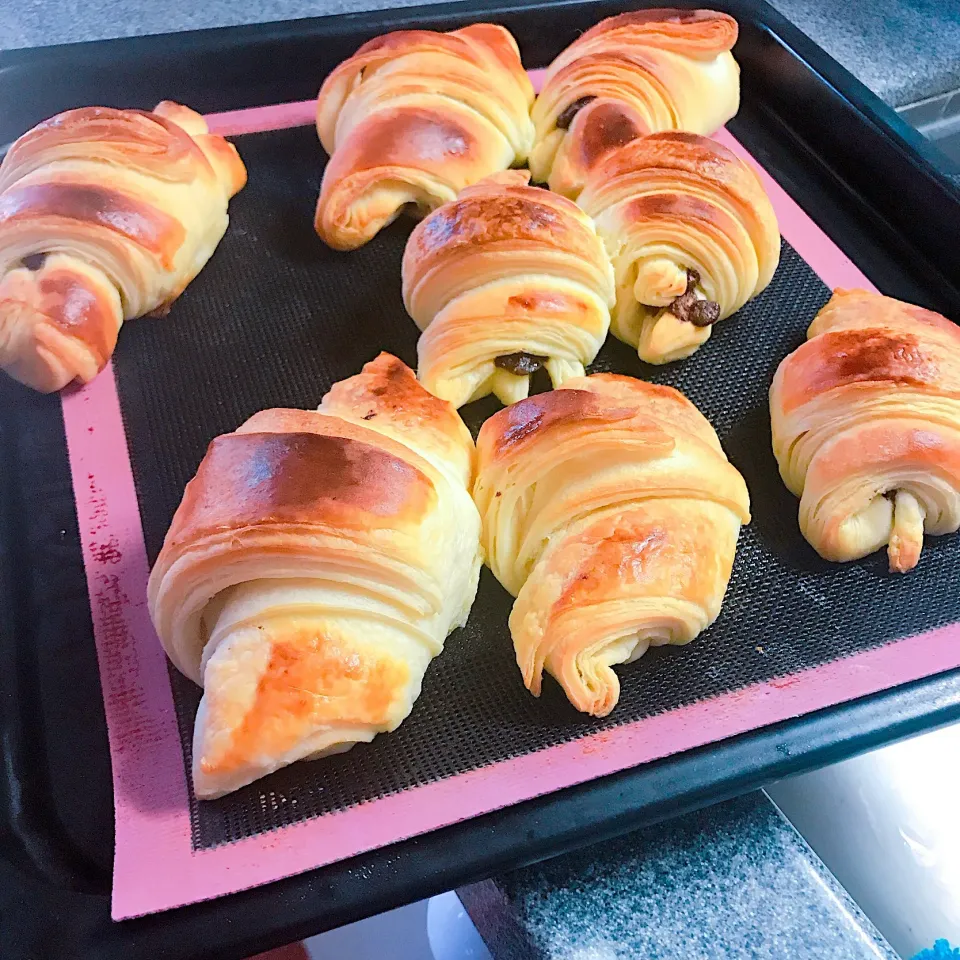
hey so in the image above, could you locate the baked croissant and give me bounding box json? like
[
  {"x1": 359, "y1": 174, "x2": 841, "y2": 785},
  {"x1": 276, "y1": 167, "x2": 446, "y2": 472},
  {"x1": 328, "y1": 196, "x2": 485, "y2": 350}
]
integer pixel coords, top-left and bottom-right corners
[
  {"x1": 770, "y1": 289, "x2": 960, "y2": 573},
  {"x1": 530, "y1": 9, "x2": 740, "y2": 199},
  {"x1": 401, "y1": 170, "x2": 615, "y2": 408},
  {"x1": 474, "y1": 373, "x2": 750, "y2": 716},
  {"x1": 314, "y1": 24, "x2": 535, "y2": 250},
  {"x1": 577, "y1": 131, "x2": 780, "y2": 365},
  {"x1": 147, "y1": 354, "x2": 482, "y2": 798},
  {"x1": 0, "y1": 101, "x2": 246, "y2": 393}
]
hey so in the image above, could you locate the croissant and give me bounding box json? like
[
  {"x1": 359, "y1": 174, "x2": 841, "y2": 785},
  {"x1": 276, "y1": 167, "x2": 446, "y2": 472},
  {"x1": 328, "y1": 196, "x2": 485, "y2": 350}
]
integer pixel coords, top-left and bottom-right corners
[
  {"x1": 770, "y1": 289, "x2": 960, "y2": 573},
  {"x1": 530, "y1": 9, "x2": 740, "y2": 199},
  {"x1": 401, "y1": 170, "x2": 615, "y2": 408},
  {"x1": 577, "y1": 131, "x2": 780, "y2": 365},
  {"x1": 314, "y1": 24, "x2": 535, "y2": 250},
  {"x1": 147, "y1": 354, "x2": 482, "y2": 798},
  {"x1": 474, "y1": 373, "x2": 750, "y2": 716},
  {"x1": 0, "y1": 101, "x2": 246, "y2": 393}
]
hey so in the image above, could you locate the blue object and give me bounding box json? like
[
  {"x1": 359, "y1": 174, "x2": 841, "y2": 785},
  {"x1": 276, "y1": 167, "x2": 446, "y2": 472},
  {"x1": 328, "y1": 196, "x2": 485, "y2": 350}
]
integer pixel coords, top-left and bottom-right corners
[{"x1": 913, "y1": 942, "x2": 960, "y2": 960}]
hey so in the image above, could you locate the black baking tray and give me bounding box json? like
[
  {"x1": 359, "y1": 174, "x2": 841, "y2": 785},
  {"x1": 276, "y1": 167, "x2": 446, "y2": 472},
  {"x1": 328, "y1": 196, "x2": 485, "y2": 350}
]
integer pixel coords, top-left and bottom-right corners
[{"x1": 2, "y1": 1, "x2": 960, "y2": 957}]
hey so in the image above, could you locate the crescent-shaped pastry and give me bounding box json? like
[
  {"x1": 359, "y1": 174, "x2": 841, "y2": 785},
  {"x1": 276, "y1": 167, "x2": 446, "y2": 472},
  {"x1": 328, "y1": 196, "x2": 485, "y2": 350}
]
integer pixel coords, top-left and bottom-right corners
[
  {"x1": 314, "y1": 24, "x2": 535, "y2": 250},
  {"x1": 577, "y1": 131, "x2": 780, "y2": 365},
  {"x1": 530, "y1": 9, "x2": 740, "y2": 198},
  {"x1": 401, "y1": 170, "x2": 615, "y2": 408},
  {"x1": 770, "y1": 288, "x2": 960, "y2": 573},
  {"x1": 474, "y1": 373, "x2": 750, "y2": 716},
  {"x1": 147, "y1": 354, "x2": 482, "y2": 798},
  {"x1": 0, "y1": 101, "x2": 246, "y2": 392}
]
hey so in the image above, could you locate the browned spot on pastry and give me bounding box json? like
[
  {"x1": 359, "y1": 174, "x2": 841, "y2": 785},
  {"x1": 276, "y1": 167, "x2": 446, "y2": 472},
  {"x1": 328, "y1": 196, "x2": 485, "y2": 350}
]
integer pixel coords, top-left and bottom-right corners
[
  {"x1": 813, "y1": 330, "x2": 939, "y2": 392},
  {"x1": 353, "y1": 354, "x2": 455, "y2": 417},
  {"x1": 624, "y1": 193, "x2": 719, "y2": 225},
  {"x1": 318, "y1": 354, "x2": 467, "y2": 449},
  {"x1": 0, "y1": 183, "x2": 186, "y2": 268},
  {"x1": 175, "y1": 431, "x2": 434, "y2": 538},
  {"x1": 38, "y1": 269, "x2": 115, "y2": 366},
  {"x1": 556, "y1": 526, "x2": 670, "y2": 611},
  {"x1": 577, "y1": 101, "x2": 644, "y2": 167},
  {"x1": 507, "y1": 292, "x2": 586, "y2": 313},
  {"x1": 495, "y1": 352, "x2": 548, "y2": 375},
  {"x1": 577, "y1": 9, "x2": 738, "y2": 52},
  {"x1": 204, "y1": 629, "x2": 408, "y2": 775},
  {"x1": 419, "y1": 194, "x2": 561, "y2": 249},
  {"x1": 484, "y1": 389, "x2": 634, "y2": 458},
  {"x1": 359, "y1": 109, "x2": 472, "y2": 165},
  {"x1": 555, "y1": 96, "x2": 596, "y2": 130}
]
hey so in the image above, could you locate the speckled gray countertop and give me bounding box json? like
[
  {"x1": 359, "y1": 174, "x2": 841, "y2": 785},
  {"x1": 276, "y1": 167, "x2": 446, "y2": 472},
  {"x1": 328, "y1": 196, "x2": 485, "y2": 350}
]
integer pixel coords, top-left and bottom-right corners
[
  {"x1": 1, "y1": 0, "x2": 959, "y2": 108},
  {"x1": 458, "y1": 792, "x2": 899, "y2": 960}
]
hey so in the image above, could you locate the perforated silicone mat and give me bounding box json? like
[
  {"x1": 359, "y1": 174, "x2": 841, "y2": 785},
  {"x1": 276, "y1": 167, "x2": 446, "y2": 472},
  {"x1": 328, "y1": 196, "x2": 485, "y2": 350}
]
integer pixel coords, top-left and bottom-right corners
[{"x1": 108, "y1": 124, "x2": 960, "y2": 851}]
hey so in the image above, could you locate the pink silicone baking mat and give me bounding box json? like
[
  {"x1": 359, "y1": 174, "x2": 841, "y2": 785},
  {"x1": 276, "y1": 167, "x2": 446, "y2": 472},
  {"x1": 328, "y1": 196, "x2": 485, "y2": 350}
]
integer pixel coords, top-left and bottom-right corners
[{"x1": 59, "y1": 70, "x2": 960, "y2": 920}]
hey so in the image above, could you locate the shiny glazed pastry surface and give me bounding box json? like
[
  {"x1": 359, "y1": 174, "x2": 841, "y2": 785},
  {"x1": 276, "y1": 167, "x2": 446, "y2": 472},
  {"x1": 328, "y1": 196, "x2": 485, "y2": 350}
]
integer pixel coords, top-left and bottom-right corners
[
  {"x1": 577, "y1": 131, "x2": 780, "y2": 365},
  {"x1": 474, "y1": 373, "x2": 750, "y2": 717},
  {"x1": 530, "y1": 9, "x2": 740, "y2": 199},
  {"x1": 0, "y1": 101, "x2": 246, "y2": 392},
  {"x1": 314, "y1": 24, "x2": 535, "y2": 250},
  {"x1": 771, "y1": 288, "x2": 960, "y2": 573},
  {"x1": 402, "y1": 170, "x2": 615, "y2": 408},
  {"x1": 147, "y1": 354, "x2": 482, "y2": 797}
]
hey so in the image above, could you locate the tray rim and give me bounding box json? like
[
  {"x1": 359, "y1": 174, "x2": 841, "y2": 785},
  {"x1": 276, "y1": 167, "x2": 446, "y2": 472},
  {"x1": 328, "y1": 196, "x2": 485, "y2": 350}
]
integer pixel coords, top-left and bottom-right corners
[{"x1": 2, "y1": 0, "x2": 960, "y2": 957}]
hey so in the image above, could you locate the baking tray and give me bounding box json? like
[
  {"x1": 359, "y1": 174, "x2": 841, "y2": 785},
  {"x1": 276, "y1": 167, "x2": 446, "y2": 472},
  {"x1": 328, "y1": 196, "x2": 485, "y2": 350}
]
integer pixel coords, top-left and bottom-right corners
[{"x1": 2, "y1": 0, "x2": 960, "y2": 957}]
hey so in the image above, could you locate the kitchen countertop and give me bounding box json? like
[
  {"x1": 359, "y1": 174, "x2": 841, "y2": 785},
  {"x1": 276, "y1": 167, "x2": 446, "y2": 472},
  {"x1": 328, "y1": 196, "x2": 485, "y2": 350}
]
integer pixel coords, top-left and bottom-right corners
[
  {"x1": 458, "y1": 791, "x2": 899, "y2": 960},
  {"x1": 1, "y1": 0, "x2": 959, "y2": 108}
]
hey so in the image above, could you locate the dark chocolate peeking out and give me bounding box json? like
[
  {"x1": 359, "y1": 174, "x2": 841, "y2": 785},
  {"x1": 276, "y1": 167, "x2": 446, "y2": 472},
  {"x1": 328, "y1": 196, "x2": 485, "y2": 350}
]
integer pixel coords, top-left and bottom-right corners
[
  {"x1": 21, "y1": 253, "x2": 48, "y2": 271},
  {"x1": 555, "y1": 96, "x2": 597, "y2": 130},
  {"x1": 495, "y1": 352, "x2": 549, "y2": 375},
  {"x1": 671, "y1": 268, "x2": 720, "y2": 327}
]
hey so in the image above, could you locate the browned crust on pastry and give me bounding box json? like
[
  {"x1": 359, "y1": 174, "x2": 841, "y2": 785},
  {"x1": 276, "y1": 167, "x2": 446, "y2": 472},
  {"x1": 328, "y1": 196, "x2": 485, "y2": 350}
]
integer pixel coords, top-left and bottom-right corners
[
  {"x1": 0, "y1": 182, "x2": 187, "y2": 268},
  {"x1": 338, "y1": 109, "x2": 475, "y2": 172},
  {"x1": 593, "y1": 131, "x2": 749, "y2": 193},
  {"x1": 325, "y1": 352, "x2": 471, "y2": 440},
  {"x1": 576, "y1": 100, "x2": 648, "y2": 169},
  {"x1": 478, "y1": 388, "x2": 636, "y2": 461},
  {"x1": 202, "y1": 628, "x2": 409, "y2": 776},
  {"x1": 2, "y1": 106, "x2": 211, "y2": 182},
  {"x1": 405, "y1": 178, "x2": 602, "y2": 276},
  {"x1": 576, "y1": 8, "x2": 738, "y2": 53},
  {"x1": 166, "y1": 430, "x2": 435, "y2": 546},
  {"x1": 34, "y1": 267, "x2": 116, "y2": 365}
]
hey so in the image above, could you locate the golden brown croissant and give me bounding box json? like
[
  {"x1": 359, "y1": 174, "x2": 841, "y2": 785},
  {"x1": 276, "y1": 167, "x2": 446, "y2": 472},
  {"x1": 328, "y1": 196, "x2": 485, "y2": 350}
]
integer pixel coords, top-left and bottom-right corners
[
  {"x1": 0, "y1": 101, "x2": 246, "y2": 393},
  {"x1": 474, "y1": 373, "x2": 750, "y2": 716},
  {"x1": 147, "y1": 354, "x2": 482, "y2": 798},
  {"x1": 401, "y1": 170, "x2": 615, "y2": 407},
  {"x1": 530, "y1": 9, "x2": 740, "y2": 198},
  {"x1": 770, "y1": 289, "x2": 960, "y2": 573},
  {"x1": 314, "y1": 24, "x2": 535, "y2": 250},
  {"x1": 577, "y1": 131, "x2": 780, "y2": 365}
]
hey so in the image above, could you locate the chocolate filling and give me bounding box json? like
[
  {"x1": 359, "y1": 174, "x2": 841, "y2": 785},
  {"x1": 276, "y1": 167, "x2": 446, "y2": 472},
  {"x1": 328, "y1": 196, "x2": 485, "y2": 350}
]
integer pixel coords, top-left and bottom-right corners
[
  {"x1": 555, "y1": 96, "x2": 597, "y2": 130},
  {"x1": 21, "y1": 253, "x2": 48, "y2": 271},
  {"x1": 670, "y1": 268, "x2": 720, "y2": 327},
  {"x1": 495, "y1": 352, "x2": 548, "y2": 375}
]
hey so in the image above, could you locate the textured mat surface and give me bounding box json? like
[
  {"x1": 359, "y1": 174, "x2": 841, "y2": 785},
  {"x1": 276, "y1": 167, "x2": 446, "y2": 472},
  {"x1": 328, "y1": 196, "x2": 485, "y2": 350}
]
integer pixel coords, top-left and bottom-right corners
[{"x1": 110, "y1": 125, "x2": 960, "y2": 849}]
